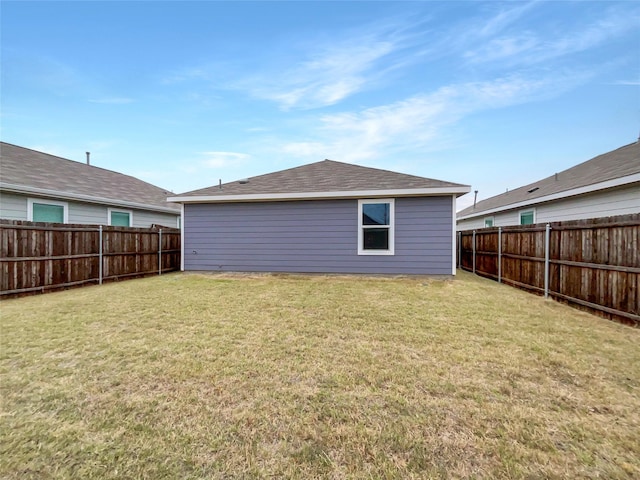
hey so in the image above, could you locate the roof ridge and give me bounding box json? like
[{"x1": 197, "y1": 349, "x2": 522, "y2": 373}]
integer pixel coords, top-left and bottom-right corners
[{"x1": 223, "y1": 158, "x2": 466, "y2": 188}]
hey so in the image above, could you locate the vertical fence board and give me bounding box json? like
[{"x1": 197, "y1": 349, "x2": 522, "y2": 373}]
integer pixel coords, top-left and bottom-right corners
[
  {"x1": 459, "y1": 214, "x2": 640, "y2": 325},
  {"x1": 0, "y1": 220, "x2": 181, "y2": 298}
]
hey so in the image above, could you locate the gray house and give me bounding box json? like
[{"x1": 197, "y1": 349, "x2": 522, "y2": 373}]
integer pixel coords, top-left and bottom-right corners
[
  {"x1": 457, "y1": 141, "x2": 640, "y2": 230},
  {"x1": 169, "y1": 160, "x2": 470, "y2": 275},
  {"x1": 0, "y1": 142, "x2": 181, "y2": 228}
]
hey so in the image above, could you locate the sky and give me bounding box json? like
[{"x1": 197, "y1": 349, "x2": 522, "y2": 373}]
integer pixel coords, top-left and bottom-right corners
[{"x1": 2, "y1": 1, "x2": 639, "y2": 211}]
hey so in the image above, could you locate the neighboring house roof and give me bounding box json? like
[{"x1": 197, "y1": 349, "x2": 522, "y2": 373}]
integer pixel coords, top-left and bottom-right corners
[
  {"x1": 169, "y1": 159, "x2": 470, "y2": 203},
  {"x1": 0, "y1": 142, "x2": 180, "y2": 213},
  {"x1": 457, "y1": 142, "x2": 640, "y2": 220}
]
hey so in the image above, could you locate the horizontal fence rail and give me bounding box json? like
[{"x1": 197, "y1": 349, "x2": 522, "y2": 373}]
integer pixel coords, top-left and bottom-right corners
[
  {"x1": 458, "y1": 214, "x2": 640, "y2": 326},
  {"x1": 1, "y1": 220, "x2": 181, "y2": 298}
]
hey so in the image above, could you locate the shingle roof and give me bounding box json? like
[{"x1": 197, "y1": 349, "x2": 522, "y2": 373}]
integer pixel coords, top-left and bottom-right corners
[
  {"x1": 0, "y1": 142, "x2": 180, "y2": 212},
  {"x1": 175, "y1": 159, "x2": 469, "y2": 199},
  {"x1": 457, "y1": 142, "x2": 640, "y2": 219}
]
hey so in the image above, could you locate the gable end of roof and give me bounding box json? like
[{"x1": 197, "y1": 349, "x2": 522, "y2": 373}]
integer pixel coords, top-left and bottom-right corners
[{"x1": 171, "y1": 158, "x2": 470, "y2": 202}]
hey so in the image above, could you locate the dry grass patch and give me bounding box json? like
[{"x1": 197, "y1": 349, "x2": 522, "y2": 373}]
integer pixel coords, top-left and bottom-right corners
[{"x1": 1, "y1": 271, "x2": 639, "y2": 479}]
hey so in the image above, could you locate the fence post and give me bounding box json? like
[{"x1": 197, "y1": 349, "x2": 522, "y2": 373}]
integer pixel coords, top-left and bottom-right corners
[
  {"x1": 99, "y1": 225, "x2": 103, "y2": 285},
  {"x1": 472, "y1": 230, "x2": 476, "y2": 274},
  {"x1": 498, "y1": 227, "x2": 502, "y2": 283},
  {"x1": 544, "y1": 223, "x2": 550, "y2": 299},
  {"x1": 457, "y1": 231, "x2": 462, "y2": 269},
  {"x1": 158, "y1": 229, "x2": 163, "y2": 275}
]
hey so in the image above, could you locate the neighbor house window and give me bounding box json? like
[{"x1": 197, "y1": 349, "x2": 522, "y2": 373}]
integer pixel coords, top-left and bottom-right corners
[
  {"x1": 108, "y1": 209, "x2": 132, "y2": 227},
  {"x1": 520, "y1": 209, "x2": 535, "y2": 225},
  {"x1": 27, "y1": 198, "x2": 68, "y2": 223},
  {"x1": 358, "y1": 199, "x2": 394, "y2": 255},
  {"x1": 484, "y1": 217, "x2": 494, "y2": 228}
]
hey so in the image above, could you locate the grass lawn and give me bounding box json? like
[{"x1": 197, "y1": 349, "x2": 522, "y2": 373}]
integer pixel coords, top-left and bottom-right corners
[{"x1": 1, "y1": 271, "x2": 639, "y2": 479}]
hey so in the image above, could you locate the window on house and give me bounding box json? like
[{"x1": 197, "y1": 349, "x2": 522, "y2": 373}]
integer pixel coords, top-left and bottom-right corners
[
  {"x1": 484, "y1": 217, "x2": 494, "y2": 228},
  {"x1": 28, "y1": 199, "x2": 68, "y2": 223},
  {"x1": 109, "y1": 209, "x2": 132, "y2": 227},
  {"x1": 520, "y1": 209, "x2": 535, "y2": 225},
  {"x1": 358, "y1": 199, "x2": 394, "y2": 255}
]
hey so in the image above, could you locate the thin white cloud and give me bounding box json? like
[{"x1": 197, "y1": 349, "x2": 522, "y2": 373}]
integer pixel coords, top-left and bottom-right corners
[
  {"x1": 199, "y1": 151, "x2": 250, "y2": 168},
  {"x1": 158, "y1": 12, "x2": 447, "y2": 113},
  {"x1": 464, "y1": 34, "x2": 539, "y2": 64},
  {"x1": 279, "y1": 72, "x2": 588, "y2": 164},
  {"x1": 478, "y1": 1, "x2": 540, "y2": 37},
  {"x1": 281, "y1": 142, "x2": 327, "y2": 158},
  {"x1": 612, "y1": 80, "x2": 640, "y2": 86},
  {"x1": 160, "y1": 67, "x2": 211, "y2": 85},
  {"x1": 246, "y1": 40, "x2": 396, "y2": 110},
  {"x1": 88, "y1": 97, "x2": 135, "y2": 104},
  {"x1": 465, "y1": 6, "x2": 640, "y2": 66}
]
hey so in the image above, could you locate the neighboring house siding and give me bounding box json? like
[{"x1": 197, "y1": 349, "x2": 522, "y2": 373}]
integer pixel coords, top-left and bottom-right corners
[
  {"x1": 0, "y1": 192, "x2": 179, "y2": 228},
  {"x1": 457, "y1": 185, "x2": 640, "y2": 230},
  {"x1": 184, "y1": 197, "x2": 454, "y2": 275},
  {"x1": 70, "y1": 202, "x2": 108, "y2": 224},
  {"x1": 534, "y1": 185, "x2": 639, "y2": 223},
  {"x1": 0, "y1": 192, "x2": 27, "y2": 220},
  {"x1": 457, "y1": 211, "x2": 519, "y2": 231},
  {"x1": 134, "y1": 209, "x2": 180, "y2": 228}
]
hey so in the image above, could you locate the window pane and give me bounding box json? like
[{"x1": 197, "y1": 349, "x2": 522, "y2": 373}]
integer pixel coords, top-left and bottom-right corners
[
  {"x1": 363, "y1": 228, "x2": 389, "y2": 250},
  {"x1": 520, "y1": 212, "x2": 534, "y2": 225},
  {"x1": 111, "y1": 211, "x2": 130, "y2": 227},
  {"x1": 484, "y1": 218, "x2": 493, "y2": 227},
  {"x1": 362, "y1": 203, "x2": 390, "y2": 225},
  {"x1": 33, "y1": 203, "x2": 64, "y2": 223}
]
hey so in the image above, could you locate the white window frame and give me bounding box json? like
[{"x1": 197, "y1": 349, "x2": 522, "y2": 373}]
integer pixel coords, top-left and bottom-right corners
[
  {"x1": 357, "y1": 198, "x2": 395, "y2": 256},
  {"x1": 108, "y1": 208, "x2": 133, "y2": 227},
  {"x1": 27, "y1": 198, "x2": 69, "y2": 223},
  {"x1": 484, "y1": 216, "x2": 495, "y2": 228},
  {"x1": 519, "y1": 208, "x2": 536, "y2": 225}
]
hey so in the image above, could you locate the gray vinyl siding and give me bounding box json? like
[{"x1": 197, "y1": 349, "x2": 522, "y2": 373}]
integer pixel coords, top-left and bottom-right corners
[
  {"x1": 134, "y1": 210, "x2": 180, "y2": 228},
  {"x1": 71, "y1": 202, "x2": 109, "y2": 224},
  {"x1": 0, "y1": 191, "x2": 179, "y2": 228},
  {"x1": 0, "y1": 192, "x2": 27, "y2": 220},
  {"x1": 534, "y1": 185, "x2": 639, "y2": 223},
  {"x1": 183, "y1": 197, "x2": 454, "y2": 275},
  {"x1": 456, "y1": 184, "x2": 640, "y2": 230}
]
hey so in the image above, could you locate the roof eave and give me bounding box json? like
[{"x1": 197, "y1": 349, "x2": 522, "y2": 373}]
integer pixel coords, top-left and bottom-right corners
[
  {"x1": 1, "y1": 182, "x2": 181, "y2": 214},
  {"x1": 456, "y1": 173, "x2": 640, "y2": 221},
  {"x1": 168, "y1": 186, "x2": 471, "y2": 204}
]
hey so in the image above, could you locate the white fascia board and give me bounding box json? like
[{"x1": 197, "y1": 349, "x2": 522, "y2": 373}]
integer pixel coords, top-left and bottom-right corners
[
  {"x1": 1, "y1": 182, "x2": 180, "y2": 215},
  {"x1": 168, "y1": 186, "x2": 471, "y2": 204},
  {"x1": 456, "y1": 174, "x2": 640, "y2": 221}
]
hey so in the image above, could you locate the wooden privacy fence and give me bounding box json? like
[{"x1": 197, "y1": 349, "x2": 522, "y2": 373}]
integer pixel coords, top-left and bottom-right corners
[
  {"x1": 458, "y1": 214, "x2": 640, "y2": 326},
  {"x1": 1, "y1": 220, "x2": 181, "y2": 297}
]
